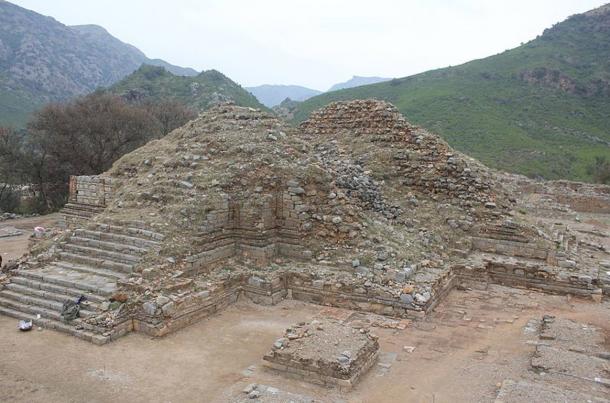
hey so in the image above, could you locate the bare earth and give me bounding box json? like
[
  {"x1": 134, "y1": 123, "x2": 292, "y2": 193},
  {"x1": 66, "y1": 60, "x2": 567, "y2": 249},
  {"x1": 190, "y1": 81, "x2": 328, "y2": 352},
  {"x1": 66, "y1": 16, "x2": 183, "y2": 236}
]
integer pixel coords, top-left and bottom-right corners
[
  {"x1": 0, "y1": 214, "x2": 608, "y2": 403},
  {"x1": 0, "y1": 284, "x2": 608, "y2": 402},
  {"x1": 0, "y1": 214, "x2": 61, "y2": 262}
]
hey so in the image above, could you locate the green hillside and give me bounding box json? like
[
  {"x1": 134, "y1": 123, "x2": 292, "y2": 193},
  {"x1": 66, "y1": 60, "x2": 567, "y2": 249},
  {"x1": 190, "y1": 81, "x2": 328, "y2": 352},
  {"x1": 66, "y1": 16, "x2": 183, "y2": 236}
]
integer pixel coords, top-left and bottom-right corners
[
  {"x1": 109, "y1": 65, "x2": 266, "y2": 111},
  {"x1": 293, "y1": 5, "x2": 610, "y2": 181}
]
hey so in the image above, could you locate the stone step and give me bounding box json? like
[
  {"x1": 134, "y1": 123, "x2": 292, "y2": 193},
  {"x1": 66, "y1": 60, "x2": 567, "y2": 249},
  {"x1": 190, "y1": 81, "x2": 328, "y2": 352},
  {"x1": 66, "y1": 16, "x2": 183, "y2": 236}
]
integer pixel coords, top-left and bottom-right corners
[
  {"x1": 9, "y1": 276, "x2": 108, "y2": 302},
  {"x1": 60, "y1": 205, "x2": 104, "y2": 217},
  {"x1": 63, "y1": 210, "x2": 95, "y2": 220},
  {"x1": 16, "y1": 270, "x2": 117, "y2": 296},
  {"x1": 93, "y1": 223, "x2": 165, "y2": 241},
  {"x1": 61, "y1": 203, "x2": 105, "y2": 221},
  {"x1": 103, "y1": 218, "x2": 164, "y2": 231},
  {"x1": 0, "y1": 305, "x2": 109, "y2": 345},
  {"x1": 0, "y1": 293, "x2": 96, "y2": 320},
  {"x1": 70, "y1": 236, "x2": 150, "y2": 256},
  {"x1": 5, "y1": 282, "x2": 106, "y2": 306},
  {"x1": 63, "y1": 202, "x2": 105, "y2": 212},
  {"x1": 73, "y1": 229, "x2": 159, "y2": 249},
  {"x1": 51, "y1": 260, "x2": 126, "y2": 280},
  {"x1": 58, "y1": 252, "x2": 134, "y2": 274},
  {"x1": 61, "y1": 243, "x2": 141, "y2": 264}
]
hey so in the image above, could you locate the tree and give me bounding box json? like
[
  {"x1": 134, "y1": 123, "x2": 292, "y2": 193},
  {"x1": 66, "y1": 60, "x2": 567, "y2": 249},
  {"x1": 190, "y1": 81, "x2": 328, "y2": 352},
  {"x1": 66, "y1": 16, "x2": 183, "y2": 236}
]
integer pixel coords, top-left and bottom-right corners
[
  {"x1": 0, "y1": 127, "x2": 26, "y2": 211},
  {"x1": 22, "y1": 93, "x2": 163, "y2": 210},
  {"x1": 29, "y1": 93, "x2": 162, "y2": 175},
  {"x1": 143, "y1": 99, "x2": 197, "y2": 136},
  {"x1": 0, "y1": 93, "x2": 196, "y2": 213}
]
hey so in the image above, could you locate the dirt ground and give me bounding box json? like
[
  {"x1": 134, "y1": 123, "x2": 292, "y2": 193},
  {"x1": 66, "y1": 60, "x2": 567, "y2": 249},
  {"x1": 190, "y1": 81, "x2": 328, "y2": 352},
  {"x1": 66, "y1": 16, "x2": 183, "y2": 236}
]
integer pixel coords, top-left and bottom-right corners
[
  {"x1": 0, "y1": 214, "x2": 608, "y2": 403},
  {"x1": 0, "y1": 214, "x2": 61, "y2": 262},
  {"x1": 0, "y1": 284, "x2": 607, "y2": 403}
]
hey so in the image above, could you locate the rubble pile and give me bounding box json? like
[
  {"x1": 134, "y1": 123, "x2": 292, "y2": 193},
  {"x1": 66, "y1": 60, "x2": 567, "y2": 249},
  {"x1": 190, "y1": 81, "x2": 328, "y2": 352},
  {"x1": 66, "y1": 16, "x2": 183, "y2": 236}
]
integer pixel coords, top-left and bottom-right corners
[
  {"x1": 5, "y1": 102, "x2": 451, "y2": 336},
  {"x1": 300, "y1": 99, "x2": 507, "y2": 209},
  {"x1": 86, "y1": 101, "x2": 504, "y2": 321},
  {"x1": 100, "y1": 104, "x2": 371, "y2": 263}
]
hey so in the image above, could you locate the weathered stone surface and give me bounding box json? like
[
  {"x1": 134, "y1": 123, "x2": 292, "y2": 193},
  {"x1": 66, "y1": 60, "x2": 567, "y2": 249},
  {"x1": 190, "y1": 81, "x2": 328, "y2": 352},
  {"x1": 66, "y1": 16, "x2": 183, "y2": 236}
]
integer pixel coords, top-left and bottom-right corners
[
  {"x1": 495, "y1": 379, "x2": 609, "y2": 403},
  {"x1": 143, "y1": 301, "x2": 157, "y2": 316},
  {"x1": 263, "y1": 320, "x2": 379, "y2": 389}
]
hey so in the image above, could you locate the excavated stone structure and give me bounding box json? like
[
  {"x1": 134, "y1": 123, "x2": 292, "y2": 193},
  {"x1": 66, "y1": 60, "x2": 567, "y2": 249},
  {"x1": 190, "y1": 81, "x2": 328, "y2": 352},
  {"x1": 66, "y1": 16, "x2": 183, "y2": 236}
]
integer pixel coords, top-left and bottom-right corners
[
  {"x1": 0, "y1": 100, "x2": 607, "y2": 344},
  {"x1": 299, "y1": 100, "x2": 502, "y2": 208},
  {"x1": 262, "y1": 320, "x2": 380, "y2": 390},
  {"x1": 62, "y1": 175, "x2": 116, "y2": 226}
]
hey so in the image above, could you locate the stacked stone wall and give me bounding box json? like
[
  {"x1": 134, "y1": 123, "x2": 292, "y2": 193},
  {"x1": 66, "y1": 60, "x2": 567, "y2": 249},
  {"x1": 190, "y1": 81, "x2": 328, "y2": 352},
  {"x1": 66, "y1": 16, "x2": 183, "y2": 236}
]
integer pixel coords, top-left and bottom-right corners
[
  {"x1": 458, "y1": 261, "x2": 602, "y2": 297},
  {"x1": 300, "y1": 100, "x2": 499, "y2": 206},
  {"x1": 184, "y1": 187, "x2": 309, "y2": 274},
  {"x1": 518, "y1": 179, "x2": 610, "y2": 213},
  {"x1": 68, "y1": 175, "x2": 115, "y2": 206},
  {"x1": 471, "y1": 237, "x2": 549, "y2": 261}
]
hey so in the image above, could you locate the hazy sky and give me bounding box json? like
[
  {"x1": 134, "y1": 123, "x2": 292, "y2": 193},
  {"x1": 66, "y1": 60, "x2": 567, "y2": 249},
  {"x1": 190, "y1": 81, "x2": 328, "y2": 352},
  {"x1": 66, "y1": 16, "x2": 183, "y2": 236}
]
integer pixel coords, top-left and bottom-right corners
[{"x1": 10, "y1": 0, "x2": 608, "y2": 90}]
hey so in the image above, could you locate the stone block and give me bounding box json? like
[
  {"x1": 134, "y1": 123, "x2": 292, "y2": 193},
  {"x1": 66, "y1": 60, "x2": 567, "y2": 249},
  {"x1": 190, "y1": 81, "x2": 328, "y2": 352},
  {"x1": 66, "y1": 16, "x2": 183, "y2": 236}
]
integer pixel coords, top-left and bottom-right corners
[{"x1": 263, "y1": 320, "x2": 379, "y2": 390}]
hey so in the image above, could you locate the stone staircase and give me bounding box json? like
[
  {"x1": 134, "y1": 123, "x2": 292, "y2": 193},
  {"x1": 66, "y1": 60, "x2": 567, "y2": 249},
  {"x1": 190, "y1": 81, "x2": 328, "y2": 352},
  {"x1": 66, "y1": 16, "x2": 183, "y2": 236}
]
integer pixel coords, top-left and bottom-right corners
[
  {"x1": 0, "y1": 221, "x2": 164, "y2": 344},
  {"x1": 60, "y1": 202, "x2": 106, "y2": 227}
]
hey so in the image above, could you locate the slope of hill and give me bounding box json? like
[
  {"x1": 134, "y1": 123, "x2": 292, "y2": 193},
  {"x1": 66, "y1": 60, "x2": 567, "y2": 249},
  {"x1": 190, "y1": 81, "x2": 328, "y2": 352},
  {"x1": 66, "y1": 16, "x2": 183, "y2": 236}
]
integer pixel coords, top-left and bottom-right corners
[
  {"x1": 328, "y1": 76, "x2": 392, "y2": 92},
  {"x1": 245, "y1": 84, "x2": 322, "y2": 107},
  {"x1": 108, "y1": 65, "x2": 266, "y2": 111},
  {"x1": 70, "y1": 25, "x2": 198, "y2": 77},
  {"x1": 293, "y1": 5, "x2": 610, "y2": 182},
  {"x1": 0, "y1": 1, "x2": 196, "y2": 127}
]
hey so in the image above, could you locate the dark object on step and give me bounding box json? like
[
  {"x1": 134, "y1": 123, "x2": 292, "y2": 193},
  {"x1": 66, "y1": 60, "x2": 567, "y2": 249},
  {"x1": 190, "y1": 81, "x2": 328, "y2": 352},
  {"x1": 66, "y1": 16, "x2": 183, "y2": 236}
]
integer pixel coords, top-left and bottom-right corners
[
  {"x1": 61, "y1": 295, "x2": 86, "y2": 322},
  {"x1": 110, "y1": 293, "x2": 128, "y2": 303},
  {"x1": 2, "y1": 260, "x2": 19, "y2": 273},
  {"x1": 18, "y1": 319, "x2": 32, "y2": 331}
]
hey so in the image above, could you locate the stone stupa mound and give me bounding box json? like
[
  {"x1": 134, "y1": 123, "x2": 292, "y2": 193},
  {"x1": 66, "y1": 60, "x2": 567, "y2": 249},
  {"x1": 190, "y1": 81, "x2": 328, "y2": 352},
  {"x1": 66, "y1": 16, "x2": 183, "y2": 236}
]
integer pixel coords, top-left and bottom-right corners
[{"x1": 1, "y1": 100, "x2": 604, "y2": 343}]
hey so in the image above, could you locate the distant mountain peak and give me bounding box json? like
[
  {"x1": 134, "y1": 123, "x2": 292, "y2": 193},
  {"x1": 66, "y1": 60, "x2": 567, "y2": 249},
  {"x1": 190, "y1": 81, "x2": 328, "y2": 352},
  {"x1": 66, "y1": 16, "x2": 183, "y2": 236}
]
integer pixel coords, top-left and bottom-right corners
[
  {"x1": 109, "y1": 63, "x2": 266, "y2": 111},
  {"x1": 584, "y1": 3, "x2": 610, "y2": 16},
  {"x1": 70, "y1": 23, "x2": 110, "y2": 34},
  {"x1": 246, "y1": 84, "x2": 322, "y2": 107},
  {"x1": 0, "y1": 0, "x2": 198, "y2": 127},
  {"x1": 328, "y1": 76, "x2": 392, "y2": 92}
]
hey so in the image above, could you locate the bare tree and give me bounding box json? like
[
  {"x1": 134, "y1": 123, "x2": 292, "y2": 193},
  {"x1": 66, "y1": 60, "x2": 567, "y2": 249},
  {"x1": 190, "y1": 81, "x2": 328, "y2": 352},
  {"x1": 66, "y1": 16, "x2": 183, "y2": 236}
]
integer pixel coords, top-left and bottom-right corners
[
  {"x1": 144, "y1": 99, "x2": 197, "y2": 135},
  {"x1": 0, "y1": 93, "x2": 196, "y2": 213},
  {"x1": 0, "y1": 128, "x2": 28, "y2": 210},
  {"x1": 28, "y1": 93, "x2": 162, "y2": 175}
]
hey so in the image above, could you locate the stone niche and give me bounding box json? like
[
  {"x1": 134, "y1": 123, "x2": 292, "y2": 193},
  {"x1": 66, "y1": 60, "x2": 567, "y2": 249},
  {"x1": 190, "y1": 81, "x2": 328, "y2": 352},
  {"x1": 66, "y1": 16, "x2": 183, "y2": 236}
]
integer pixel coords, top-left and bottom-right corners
[{"x1": 185, "y1": 186, "x2": 311, "y2": 273}]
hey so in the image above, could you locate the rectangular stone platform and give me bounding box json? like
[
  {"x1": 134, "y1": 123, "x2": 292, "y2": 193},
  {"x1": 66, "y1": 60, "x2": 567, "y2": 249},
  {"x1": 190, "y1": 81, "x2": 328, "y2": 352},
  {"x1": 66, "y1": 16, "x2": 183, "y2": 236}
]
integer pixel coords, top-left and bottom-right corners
[{"x1": 262, "y1": 319, "x2": 379, "y2": 390}]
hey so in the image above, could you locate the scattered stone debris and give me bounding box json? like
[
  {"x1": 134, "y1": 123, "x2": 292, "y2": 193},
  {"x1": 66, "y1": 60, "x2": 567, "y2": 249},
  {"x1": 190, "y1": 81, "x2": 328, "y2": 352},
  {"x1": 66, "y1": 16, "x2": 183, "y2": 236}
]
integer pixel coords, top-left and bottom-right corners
[
  {"x1": 0, "y1": 212, "x2": 38, "y2": 222},
  {"x1": 0, "y1": 226, "x2": 23, "y2": 238},
  {"x1": 228, "y1": 383, "x2": 315, "y2": 403}
]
